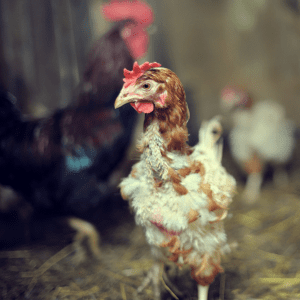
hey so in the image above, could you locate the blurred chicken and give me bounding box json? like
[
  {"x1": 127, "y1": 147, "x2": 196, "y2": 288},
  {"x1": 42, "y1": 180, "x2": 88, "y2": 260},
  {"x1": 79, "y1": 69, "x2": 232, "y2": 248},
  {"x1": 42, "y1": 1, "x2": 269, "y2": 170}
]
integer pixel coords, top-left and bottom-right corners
[
  {"x1": 0, "y1": 0, "x2": 153, "y2": 257},
  {"x1": 115, "y1": 62, "x2": 236, "y2": 300},
  {"x1": 221, "y1": 86, "x2": 295, "y2": 202}
]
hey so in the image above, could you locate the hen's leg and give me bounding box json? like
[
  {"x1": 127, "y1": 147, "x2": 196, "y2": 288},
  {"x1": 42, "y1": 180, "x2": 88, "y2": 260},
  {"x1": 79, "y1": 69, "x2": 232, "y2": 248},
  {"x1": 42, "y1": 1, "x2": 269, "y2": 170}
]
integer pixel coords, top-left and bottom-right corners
[
  {"x1": 135, "y1": 246, "x2": 163, "y2": 299},
  {"x1": 136, "y1": 261, "x2": 162, "y2": 299},
  {"x1": 67, "y1": 217, "x2": 101, "y2": 263},
  {"x1": 136, "y1": 246, "x2": 183, "y2": 299},
  {"x1": 198, "y1": 284, "x2": 209, "y2": 300},
  {"x1": 243, "y1": 172, "x2": 263, "y2": 203}
]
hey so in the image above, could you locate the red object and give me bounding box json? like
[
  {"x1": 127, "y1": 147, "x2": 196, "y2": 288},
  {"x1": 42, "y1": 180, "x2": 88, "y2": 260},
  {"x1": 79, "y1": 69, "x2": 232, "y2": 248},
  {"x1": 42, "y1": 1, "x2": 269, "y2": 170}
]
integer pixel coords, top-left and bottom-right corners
[
  {"x1": 150, "y1": 220, "x2": 182, "y2": 237},
  {"x1": 102, "y1": 0, "x2": 154, "y2": 59},
  {"x1": 102, "y1": 0, "x2": 153, "y2": 27},
  {"x1": 221, "y1": 86, "x2": 252, "y2": 109},
  {"x1": 130, "y1": 102, "x2": 154, "y2": 113},
  {"x1": 122, "y1": 26, "x2": 149, "y2": 59},
  {"x1": 123, "y1": 61, "x2": 161, "y2": 87}
]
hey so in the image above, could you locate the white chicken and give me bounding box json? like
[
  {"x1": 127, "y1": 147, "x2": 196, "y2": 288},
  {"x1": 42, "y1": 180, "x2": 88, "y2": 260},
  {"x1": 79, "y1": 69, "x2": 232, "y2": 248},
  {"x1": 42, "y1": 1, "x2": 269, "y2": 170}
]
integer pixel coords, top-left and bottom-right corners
[
  {"x1": 115, "y1": 62, "x2": 236, "y2": 300},
  {"x1": 122, "y1": 117, "x2": 236, "y2": 300},
  {"x1": 221, "y1": 86, "x2": 295, "y2": 202}
]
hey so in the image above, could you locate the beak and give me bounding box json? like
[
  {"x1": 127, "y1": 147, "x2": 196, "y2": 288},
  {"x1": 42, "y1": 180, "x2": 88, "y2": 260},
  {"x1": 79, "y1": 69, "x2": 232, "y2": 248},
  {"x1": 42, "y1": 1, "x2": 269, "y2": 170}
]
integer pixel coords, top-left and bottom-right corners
[
  {"x1": 114, "y1": 85, "x2": 140, "y2": 109},
  {"x1": 114, "y1": 95, "x2": 135, "y2": 109}
]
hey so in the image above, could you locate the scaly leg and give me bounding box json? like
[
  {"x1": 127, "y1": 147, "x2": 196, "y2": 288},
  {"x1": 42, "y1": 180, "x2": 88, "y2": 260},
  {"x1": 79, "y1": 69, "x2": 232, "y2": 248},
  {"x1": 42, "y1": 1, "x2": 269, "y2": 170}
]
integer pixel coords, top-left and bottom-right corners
[
  {"x1": 198, "y1": 284, "x2": 209, "y2": 300},
  {"x1": 243, "y1": 172, "x2": 263, "y2": 203},
  {"x1": 136, "y1": 261, "x2": 162, "y2": 299},
  {"x1": 135, "y1": 246, "x2": 183, "y2": 299}
]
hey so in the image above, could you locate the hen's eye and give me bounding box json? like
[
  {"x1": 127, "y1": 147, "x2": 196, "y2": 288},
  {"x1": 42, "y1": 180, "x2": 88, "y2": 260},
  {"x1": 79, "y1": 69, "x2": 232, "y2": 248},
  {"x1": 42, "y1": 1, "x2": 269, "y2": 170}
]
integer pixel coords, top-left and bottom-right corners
[
  {"x1": 142, "y1": 83, "x2": 151, "y2": 89},
  {"x1": 212, "y1": 129, "x2": 219, "y2": 135}
]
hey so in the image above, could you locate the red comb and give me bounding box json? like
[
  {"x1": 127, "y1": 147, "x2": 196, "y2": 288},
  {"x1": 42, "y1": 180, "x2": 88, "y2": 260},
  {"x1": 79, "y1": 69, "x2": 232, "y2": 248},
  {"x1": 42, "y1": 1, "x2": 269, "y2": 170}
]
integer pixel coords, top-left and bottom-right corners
[
  {"x1": 102, "y1": 0, "x2": 153, "y2": 28},
  {"x1": 221, "y1": 86, "x2": 252, "y2": 108},
  {"x1": 221, "y1": 86, "x2": 248, "y2": 100},
  {"x1": 123, "y1": 61, "x2": 161, "y2": 88}
]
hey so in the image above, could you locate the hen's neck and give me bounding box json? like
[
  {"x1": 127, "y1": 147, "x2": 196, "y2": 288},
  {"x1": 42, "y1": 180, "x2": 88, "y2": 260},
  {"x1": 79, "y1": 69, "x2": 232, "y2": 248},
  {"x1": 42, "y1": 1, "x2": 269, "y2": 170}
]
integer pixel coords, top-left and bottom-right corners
[
  {"x1": 144, "y1": 108, "x2": 190, "y2": 154},
  {"x1": 139, "y1": 121, "x2": 170, "y2": 181}
]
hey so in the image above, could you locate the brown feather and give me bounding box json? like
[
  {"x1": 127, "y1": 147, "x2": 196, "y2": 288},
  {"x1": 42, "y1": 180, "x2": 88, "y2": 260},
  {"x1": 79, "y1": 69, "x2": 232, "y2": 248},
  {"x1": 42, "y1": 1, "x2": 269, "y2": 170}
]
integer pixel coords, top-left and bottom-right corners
[
  {"x1": 138, "y1": 68, "x2": 191, "y2": 154},
  {"x1": 172, "y1": 182, "x2": 188, "y2": 195}
]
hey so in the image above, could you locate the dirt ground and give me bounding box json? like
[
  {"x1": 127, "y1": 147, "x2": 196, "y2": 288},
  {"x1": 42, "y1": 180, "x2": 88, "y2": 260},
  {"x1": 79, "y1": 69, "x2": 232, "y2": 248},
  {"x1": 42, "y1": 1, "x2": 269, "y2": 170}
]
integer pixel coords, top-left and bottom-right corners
[{"x1": 1, "y1": 167, "x2": 300, "y2": 300}]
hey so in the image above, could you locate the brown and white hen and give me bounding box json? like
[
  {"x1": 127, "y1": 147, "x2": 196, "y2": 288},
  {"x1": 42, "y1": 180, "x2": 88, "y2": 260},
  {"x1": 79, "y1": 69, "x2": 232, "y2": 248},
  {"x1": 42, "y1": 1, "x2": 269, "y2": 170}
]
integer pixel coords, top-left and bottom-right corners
[{"x1": 115, "y1": 62, "x2": 236, "y2": 300}]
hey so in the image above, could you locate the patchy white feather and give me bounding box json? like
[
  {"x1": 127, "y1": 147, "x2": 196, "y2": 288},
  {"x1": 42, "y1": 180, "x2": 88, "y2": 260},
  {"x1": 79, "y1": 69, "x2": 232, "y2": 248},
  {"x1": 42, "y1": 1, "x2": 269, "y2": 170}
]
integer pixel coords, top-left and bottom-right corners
[{"x1": 120, "y1": 117, "x2": 236, "y2": 281}]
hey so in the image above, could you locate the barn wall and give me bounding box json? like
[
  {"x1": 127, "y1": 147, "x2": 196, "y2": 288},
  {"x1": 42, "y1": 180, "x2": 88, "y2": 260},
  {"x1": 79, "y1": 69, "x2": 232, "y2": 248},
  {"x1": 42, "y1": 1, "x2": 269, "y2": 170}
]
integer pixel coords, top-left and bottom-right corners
[
  {"x1": 157, "y1": 0, "x2": 300, "y2": 124},
  {"x1": 0, "y1": 0, "x2": 299, "y2": 125}
]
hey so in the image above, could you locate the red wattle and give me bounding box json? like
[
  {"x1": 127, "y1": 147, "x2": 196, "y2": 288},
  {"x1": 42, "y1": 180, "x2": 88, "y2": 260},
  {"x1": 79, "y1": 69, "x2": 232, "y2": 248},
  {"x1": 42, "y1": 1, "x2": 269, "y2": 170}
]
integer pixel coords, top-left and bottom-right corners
[
  {"x1": 101, "y1": 1, "x2": 153, "y2": 59},
  {"x1": 124, "y1": 29, "x2": 148, "y2": 59},
  {"x1": 130, "y1": 102, "x2": 154, "y2": 113}
]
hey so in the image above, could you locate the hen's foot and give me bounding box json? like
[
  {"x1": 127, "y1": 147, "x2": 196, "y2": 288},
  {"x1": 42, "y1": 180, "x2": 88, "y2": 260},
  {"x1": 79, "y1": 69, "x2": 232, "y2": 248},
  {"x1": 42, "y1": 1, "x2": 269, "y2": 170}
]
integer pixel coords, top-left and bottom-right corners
[
  {"x1": 135, "y1": 262, "x2": 162, "y2": 299},
  {"x1": 135, "y1": 262, "x2": 183, "y2": 300}
]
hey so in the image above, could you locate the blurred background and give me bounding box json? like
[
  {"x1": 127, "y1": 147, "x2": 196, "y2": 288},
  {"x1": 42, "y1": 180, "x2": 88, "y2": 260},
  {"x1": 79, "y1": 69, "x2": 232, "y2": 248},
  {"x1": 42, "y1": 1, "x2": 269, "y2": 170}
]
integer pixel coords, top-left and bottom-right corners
[
  {"x1": 1, "y1": 0, "x2": 300, "y2": 299},
  {"x1": 1, "y1": 0, "x2": 300, "y2": 121}
]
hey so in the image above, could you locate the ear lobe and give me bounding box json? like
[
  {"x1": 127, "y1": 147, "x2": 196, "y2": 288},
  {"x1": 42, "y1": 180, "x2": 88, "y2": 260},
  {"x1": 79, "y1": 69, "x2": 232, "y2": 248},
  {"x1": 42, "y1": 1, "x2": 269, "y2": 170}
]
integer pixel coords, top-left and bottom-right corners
[{"x1": 157, "y1": 90, "x2": 167, "y2": 106}]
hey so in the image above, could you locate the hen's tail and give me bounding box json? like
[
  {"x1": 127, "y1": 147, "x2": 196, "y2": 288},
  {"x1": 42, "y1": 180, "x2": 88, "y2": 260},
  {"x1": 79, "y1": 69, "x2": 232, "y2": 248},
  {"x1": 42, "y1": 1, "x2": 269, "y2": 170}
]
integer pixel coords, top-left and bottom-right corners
[{"x1": 196, "y1": 116, "x2": 224, "y2": 162}]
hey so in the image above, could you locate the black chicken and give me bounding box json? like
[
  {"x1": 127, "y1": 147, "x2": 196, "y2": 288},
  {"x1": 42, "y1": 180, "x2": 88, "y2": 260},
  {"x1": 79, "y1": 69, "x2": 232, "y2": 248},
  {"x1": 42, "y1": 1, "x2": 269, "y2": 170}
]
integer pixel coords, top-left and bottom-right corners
[{"x1": 0, "y1": 0, "x2": 154, "y2": 257}]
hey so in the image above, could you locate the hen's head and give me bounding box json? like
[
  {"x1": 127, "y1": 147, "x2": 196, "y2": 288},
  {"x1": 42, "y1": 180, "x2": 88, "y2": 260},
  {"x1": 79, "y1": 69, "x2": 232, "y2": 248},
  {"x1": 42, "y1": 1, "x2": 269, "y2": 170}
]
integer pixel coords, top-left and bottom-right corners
[
  {"x1": 220, "y1": 86, "x2": 252, "y2": 112},
  {"x1": 115, "y1": 62, "x2": 190, "y2": 152},
  {"x1": 115, "y1": 62, "x2": 189, "y2": 125},
  {"x1": 199, "y1": 116, "x2": 223, "y2": 162}
]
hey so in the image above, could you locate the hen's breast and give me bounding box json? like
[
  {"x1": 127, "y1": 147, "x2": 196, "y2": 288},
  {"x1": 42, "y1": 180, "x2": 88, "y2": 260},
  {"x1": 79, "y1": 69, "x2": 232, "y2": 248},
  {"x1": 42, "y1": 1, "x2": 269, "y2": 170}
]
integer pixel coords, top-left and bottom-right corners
[{"x1": 123, "y1": 152, "x2": 235, "y2": 226}]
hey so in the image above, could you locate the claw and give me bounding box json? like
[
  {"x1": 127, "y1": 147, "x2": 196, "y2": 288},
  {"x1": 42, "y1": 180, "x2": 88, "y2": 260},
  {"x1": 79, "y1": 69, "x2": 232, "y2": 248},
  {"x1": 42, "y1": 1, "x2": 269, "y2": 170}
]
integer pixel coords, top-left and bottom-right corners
[{"x1": 136, "y1": 262, "x2": 162, "y2": 299}]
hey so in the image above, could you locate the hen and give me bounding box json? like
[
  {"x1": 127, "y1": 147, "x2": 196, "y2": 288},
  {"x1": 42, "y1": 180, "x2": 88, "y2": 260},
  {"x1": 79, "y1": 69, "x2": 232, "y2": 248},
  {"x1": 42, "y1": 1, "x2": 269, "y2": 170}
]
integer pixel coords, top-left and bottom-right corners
[
  {"x1": 0, "y1": 0, "x2": 153, "y2": 255},
  {"x1": 221, "y1": 87, "x2": 295, "y2": 202},
  {"x1": 115, "y1": 62, "x2": 236, "y2": 300}
]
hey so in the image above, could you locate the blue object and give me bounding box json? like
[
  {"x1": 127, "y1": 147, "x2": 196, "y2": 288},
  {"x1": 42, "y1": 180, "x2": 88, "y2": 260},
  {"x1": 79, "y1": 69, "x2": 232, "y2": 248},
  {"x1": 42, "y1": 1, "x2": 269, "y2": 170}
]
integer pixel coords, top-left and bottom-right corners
[{"x1": 65, "y1": 146, "x2": 95, "y2": 172}]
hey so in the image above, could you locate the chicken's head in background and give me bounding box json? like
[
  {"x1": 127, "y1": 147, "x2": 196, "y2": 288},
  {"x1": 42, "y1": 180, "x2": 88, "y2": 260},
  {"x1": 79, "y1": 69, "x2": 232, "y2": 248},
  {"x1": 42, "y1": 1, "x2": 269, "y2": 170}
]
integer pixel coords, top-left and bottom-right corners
[
  {"x1": 102, "y1": 0, "x2": 153, "y2": 59},
  {"x1": 220, "y1": 86, "x2": 253, "y2": 112},
  {"x1": 80, "y1": 0, "x2": 154, "y2": 105}
]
